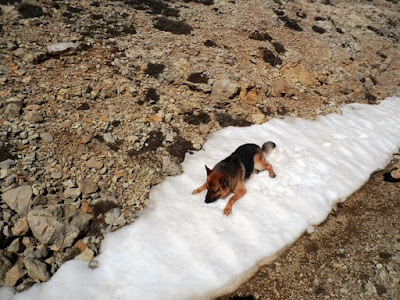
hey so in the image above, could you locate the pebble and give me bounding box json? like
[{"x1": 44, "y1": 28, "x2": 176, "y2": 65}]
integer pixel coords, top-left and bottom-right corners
[
  {"x1": 86, "y1": 159, "x2": 104, "y2": 170},
  {"x1": 103, "y1": 133, "x2": 116, "y2": 144},
  {"x1": 51, "y1": 171, "x2": 63, "y2": 179},
  {"x1": 23, "y1": 111, "x2": 43, "y2": 123},
  {"x1": 77, "y1": 179, "x2": 98, "y2": 194},
  {"x1": 40, "y1": 132, "x2": 53, "y2": 143},
  {"x1": 47, "y1": 42, "x2": 78, "y2": 55}
]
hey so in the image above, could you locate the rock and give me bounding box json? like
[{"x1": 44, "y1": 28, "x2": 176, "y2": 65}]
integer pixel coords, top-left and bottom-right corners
[
  {"x1": 7, "y1": 238, "x2": 24, "y2": 253},
  {"x1": 22, "y1": 53, "x2": 35, "y2": 63},
  {"x1": 80, "y1": 134, "x2": 92, "y2": 144},
  {"x1": 23, "y1": 258, "x2": 50, "y2": 282},
  {"x1": 62, "y1": 179, "x2": 77, "y2": 189},
  {"x1": 27, "y1": 204, "x2": 92, "y2": 251},
  {"x1": 0, "y1": 253, "x2": 13, "y2": 279},
  {"x1": 89, "y1": 260, "x2": 99, "y2": 269},
  {"x1": 75, "y1": 248, "x2": 94, "y2": 261},
  {"x1": 3, "y1": 225, "x2": 13, "y2": 237},
  {"x1": 104, "y1": 207, "x2": 121, "y2": 226},
  {"x1": 210, "y1": 79, "x2": 241, "y2": 101},
  {"x1": 364, "y1": 281, "x2": 377, "y2": 296},
  {"x1": 0, "y1": 168, "x2": 8, "y2": 179},
  {"x1": 162, "y1": 156, "x2": 181, "y2": 176},
  {"x1": 86, "y1": 159, "x2": 104, "y2": 170},
  {"x1": 27, "y1": 206, "x2": 65, "y2": 246},
  {"x1": 3, "y1": 185, "x2": 33, "y2": 216},
  {"x1": 4, "y1": 262, "x2": 27, "y2": 287},
  {"x1": 251, "y1": 113, "x2": 265, "y2": 124},
  {"x1": 4, "y1": 174, "x2": 17, "y2": 187},
  {"x1": 40, "y1": 132, "x2": 53, "y2": 143},
  {"x1": 23, "y1": 152, "x2": 36, "y2": 164},
  {"x1": 47, "y1": 42, "x2": 78, "y2": 55},
  {"x1": 11, "y1": 217, "x2": 29, "y2": 236},
  {"x1": 0, "y1": 159, "x2": 16, "y2": 169},
  {"x1": 51, "y1": 171, "x2": 63, "y2": 179},
  {"x1": 103, "y1": 133, "x2": 115, "y2": 144},
  {"x1": 23, "y1": 110, "x2": 43, "y2": 123},
  {"x1": 60, "y1": 120, "x2": 72, "y2": 128},
  {"x1": 64, "y1": 187, "x2": 81, "y2": 200},
  {"x1": 5, "y1": 102, "x2": 22, "y2": 117},
  {"x1": 16, "y1": 278, "x2": 35, "y2": 292},
  {"x1": 77, "y1": 179, "x2": 98, "y2": 194}
]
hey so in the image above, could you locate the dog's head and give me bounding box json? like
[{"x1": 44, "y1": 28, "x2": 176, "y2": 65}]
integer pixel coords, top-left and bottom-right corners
[{"x1": 204, "y1": 166, "x2": 230, "y2": 203}]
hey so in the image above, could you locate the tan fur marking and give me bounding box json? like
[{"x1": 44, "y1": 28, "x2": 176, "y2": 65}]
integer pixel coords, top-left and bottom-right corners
[
  {"x1": 254, "y1": 150, "x2": 275, "y2": 178},
  {"x1": 223, "y1": 177, "x2": 246, "y2": 216}
]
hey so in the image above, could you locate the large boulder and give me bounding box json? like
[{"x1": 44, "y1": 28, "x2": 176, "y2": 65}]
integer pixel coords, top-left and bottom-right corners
[
  {"x1": 2, "y1": 186, "x2": 33, "y2": 216},
  {"x1": 27, "y1": 204, "x2": 92, "y2": 251},
  {"x1": 23, "y1": 258, "x2": 50, "y2": 282}
]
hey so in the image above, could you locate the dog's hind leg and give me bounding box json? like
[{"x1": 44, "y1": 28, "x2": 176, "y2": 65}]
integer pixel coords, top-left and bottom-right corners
[{"x1": 254, "y1": 150, "x2": 276, "y2": 178}]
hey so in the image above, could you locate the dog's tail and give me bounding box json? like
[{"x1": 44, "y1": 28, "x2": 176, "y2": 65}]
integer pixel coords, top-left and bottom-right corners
[{"x1": 262, "y1": 141, "x2": 276, "y2": 156}]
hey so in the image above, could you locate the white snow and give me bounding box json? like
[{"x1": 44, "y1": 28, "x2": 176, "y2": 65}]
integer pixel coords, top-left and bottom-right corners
[{"x1": 2, "y1": 97, "x2": 400, "y2": 300}]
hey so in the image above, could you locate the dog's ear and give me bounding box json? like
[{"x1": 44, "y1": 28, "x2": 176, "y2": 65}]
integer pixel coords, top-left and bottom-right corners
[
  {"x1": 205, "y1": 165, "x2": 212, "y2": 175},
  {"x1": 219, "y1": 177, "x2": 228, "y2": 188}
]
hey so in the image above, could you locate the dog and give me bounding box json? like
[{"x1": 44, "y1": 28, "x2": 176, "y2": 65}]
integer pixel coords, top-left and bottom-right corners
[{"x1": 192, "y1": 142, "x2": 276, "y2": 216}]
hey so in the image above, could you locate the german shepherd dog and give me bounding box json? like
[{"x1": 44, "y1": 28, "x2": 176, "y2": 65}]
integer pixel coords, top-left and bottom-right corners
[{"x1": 193, "y1": 142, "x2": 276, "y2": 215}]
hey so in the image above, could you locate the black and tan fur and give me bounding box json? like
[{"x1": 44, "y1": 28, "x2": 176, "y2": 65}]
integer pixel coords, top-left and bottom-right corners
[{"x1": 193, "y1": 142, "x2": 276, "y2": 215}]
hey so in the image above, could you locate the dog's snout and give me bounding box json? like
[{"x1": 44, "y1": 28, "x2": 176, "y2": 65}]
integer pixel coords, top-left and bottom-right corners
[{"x1": 205, "y1": 193, "x2": 219, "y2": 204}]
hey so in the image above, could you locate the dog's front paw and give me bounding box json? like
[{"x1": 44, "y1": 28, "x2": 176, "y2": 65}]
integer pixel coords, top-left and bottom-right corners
[
  {"x1": 223, "y1": 206, "x2": 232, "y2": 216},
  {"x1": 192, "y1": 188, "x2": 201, "y2": 194},
  {"x1": 269, "y1": 173, "x2": 276, "y2": 178}
]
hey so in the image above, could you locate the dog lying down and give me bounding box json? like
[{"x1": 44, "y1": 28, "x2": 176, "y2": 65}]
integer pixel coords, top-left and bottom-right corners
[{"x1": 193, "y1": 142, "x2": 276, "y2": 216}]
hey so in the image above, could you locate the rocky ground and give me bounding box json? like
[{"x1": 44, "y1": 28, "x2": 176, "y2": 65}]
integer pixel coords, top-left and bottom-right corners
[{"x1": 0, "y1": 0, "x2": 399, "y2": 297}]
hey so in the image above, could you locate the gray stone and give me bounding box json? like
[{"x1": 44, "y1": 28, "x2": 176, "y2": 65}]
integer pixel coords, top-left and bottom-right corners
[
  {"x1": 104, "y1": 208, "x2": 121, "y2": 226},
  {"x1": 24, "y1": 110, "x2": 43, "y2": 123},
  {"x1": 4, "y1": 173, "x2": 17, "y2": 187},
  {"x1": 22, "y1": 53, "x2": 35, "y2": 63},
  {"x1": 62, "y1": 179, "x2": 77, "y2": 188},
  {"x1": 51, "y1": 171, "x2": 63, "y2": 179},
  {"x1": 27, "y1": 204, "x2": 92, "y2": 251},
  {"x1": 162, "y1": 156, "x2": 181, "y2": 176},
  {"x1": 5, "y1": 102, "x2": 22, "y2": 117},
  {"x1": 29, "y1": 245, "x2": 49, "y2": 260},
  {"x1": 11, "y1": 217, "x2": 29, "y2": 236},
  {"x1": 2, "y1": 185, "x2": 33, "y2": 216},
  {"x1": 89, "y1": 260, "x2": 99, "y2": 269},
  {"x1": 23, "y1": 152, "x2": 36, "y2": 164},
  {"x1": 103, "y1": 133, "x2": 115, "y2": 144},
  {"x1": 23, "y1": 258, "x2": 50, "y2": 282},
  {"x1": 40, "y1": 132, "x2": 53, "y2": 143},
  {"x1": 0, "y1": 159, "x2": 16, "y2": 169},
  {"x1": 210, "y1": 79, "x2": 241, "y2": 101},
  {"x1": 27, "y1": 205, "x2": 65, "y2": 246},
  {"x1": 77, "y1": 179, "x2": 98, "y2": 194},
  {"x1": 47, "y1": 42, "x2": 78, "y2": 55},
  {"x1": 86, "y1": 159, "x2": 104, "y2": 170},
  {"x1": 0, "y1": 168, "x2": 8, "y2": 179},
  {"x1": 64, "y1": 187, "x2": 81, "y2": 200}
]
